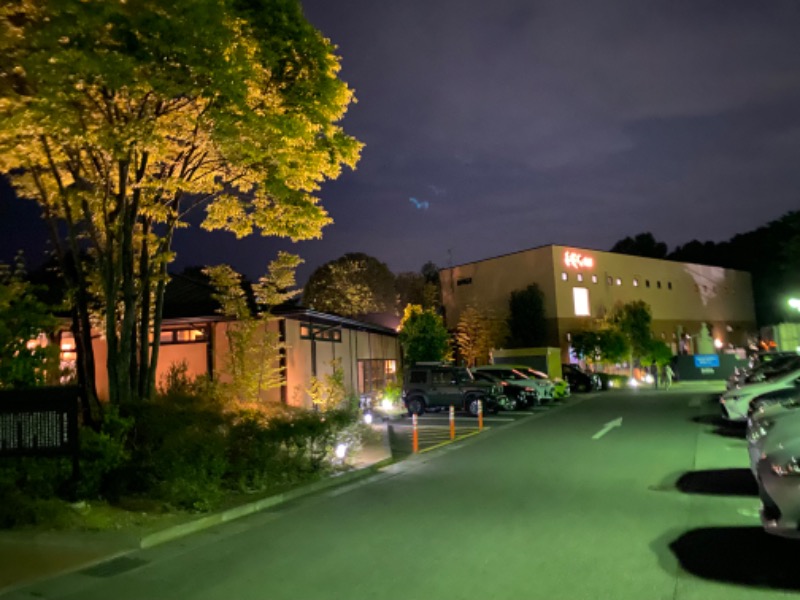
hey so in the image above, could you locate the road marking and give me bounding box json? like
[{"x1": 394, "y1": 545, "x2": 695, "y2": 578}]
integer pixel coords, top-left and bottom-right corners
[
  {"x1": 688, "y1": 398, "x2": 703, "y2": 408},
  {"x1": 592, "y1": 417, "x2": 623, "y2": 440}
]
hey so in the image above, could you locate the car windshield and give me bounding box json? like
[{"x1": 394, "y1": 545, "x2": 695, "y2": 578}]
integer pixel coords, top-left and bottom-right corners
[
  {"x1": 497, "y1": 369, "x2": 527, "y2": 381},
  {"x1": 518, "y1": 367, "x2": 547, "y2": 380}
]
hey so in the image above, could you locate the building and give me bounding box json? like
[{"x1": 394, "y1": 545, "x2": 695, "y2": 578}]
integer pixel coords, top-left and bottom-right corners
[
  {"x1": 60, "y1": 275, "x2": 401, "y2": 407},
  {"x1": 440, "y1": 244, "x2": 757, "y2": 361}
]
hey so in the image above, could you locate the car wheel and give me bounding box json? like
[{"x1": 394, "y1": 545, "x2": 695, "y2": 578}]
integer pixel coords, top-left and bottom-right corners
[
  {"x1": 407, "y1": 396, "x2": 425, "y2": 416},
  {"x1": 466, "y1": 396, "x2": 481, "y2": 417}
]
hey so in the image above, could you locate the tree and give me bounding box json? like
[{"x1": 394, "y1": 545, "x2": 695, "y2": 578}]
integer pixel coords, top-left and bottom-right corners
[
  {"x1": 610, "y1": 232, "x2": 668, "y2": 259},
  {"x1": 611, "y1": 300, "x2": 653, "y2": 371},
  {"x1": 0, "y1": 0, "x2": 361, "y2": 405},
  {"x1": 0, "y1": 256, "x2": 60, "y2": 388},
  {"x1": 398, "y1": 305, "x2": 450, "y2": 365},
  {"x1": 205, "y1": 252, "x2": 302, "y2": 410},
  {"x1": 570, "y1": 328, "x2": 629, "y2": 367},
  {"x1": 396, "y1": 261, "x2": 441, "y2": 311},
  {"x1": 506, "y1": 284, "x2": 547, "y2": 348},
  {"x1": 303, "y1": 253, "x2": 395, "y2": 318},
  {"x1": 455, "y1": 306, "x2": 507, "y2": 367},
  {"x1": 641, "y1": 339, "x2": 673, "y2": 368}
]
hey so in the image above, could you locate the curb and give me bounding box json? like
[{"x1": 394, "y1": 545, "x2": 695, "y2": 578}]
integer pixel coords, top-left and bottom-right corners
[{"x1": 139, "y1": 456, "x2": 394, "y2": 549}]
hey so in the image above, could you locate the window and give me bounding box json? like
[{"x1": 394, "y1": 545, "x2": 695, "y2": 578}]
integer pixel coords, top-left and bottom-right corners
[
  {"x1": 591, "y1": 275, "x2": 598, "y2": 284},
  {"x1": 300, "y1": 323, "x2": 342, "y2": 342},
  {"x1": 657, "y1": 281, "x2": 662, "y2": 289},
  {"x1": 607, "y1": 275, "x2": 613, "y2": 285},
  {"x1": 358, "y1": 359, "x2": 398, "y2": 397},
  {"x1": 456, "y1": 277, "x2": 473, "y2": 286},
  {"x1": 566, "y1": 332, "x2": 572, "y2": 342},
  {"x1": 615, "y1": 278, "x2": 622, "y2": 286},
  {"x1": 576, "y1": 273, "x2": 583, "y2": 282},
  {"x1": 409, "y1": 369, "x2": 427, "y2": 384},
  {"x1": 633, "y1": 278, "x2": 639, "y2": 287},
  {"x1": 667, "y1": 281, "x2": 672, "y2": 290},
  {"x1": 561, "y1": 272, "x2": 568, "y2": 281},
  {"x1": 573, "y1": 287, "x2": 590, "y2": 316},
  {"x1": 159, "y1": 327, "x2": 208, "y2": 345},
  {"x1": 645, "y1": 280, "x2": 651, "y2": 288}
]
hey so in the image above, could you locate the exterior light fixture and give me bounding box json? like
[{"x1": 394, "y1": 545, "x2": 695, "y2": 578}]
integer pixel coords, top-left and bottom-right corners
[
  {"x1": 789, "y1": 298, "x2": 800, "y2": 312},
  {"x1": 714, "y1": 338, "x2": 724, "y2": 349}
]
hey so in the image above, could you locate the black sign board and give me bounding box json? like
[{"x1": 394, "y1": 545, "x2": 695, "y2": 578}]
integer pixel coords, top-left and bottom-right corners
[{"x1": 0, "y1": 386, "x2": 80, "y2": 458}]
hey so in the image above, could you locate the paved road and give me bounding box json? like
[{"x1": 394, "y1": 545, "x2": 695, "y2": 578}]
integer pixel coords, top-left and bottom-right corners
[{"x1": 5, "y1": 389, "x2": 800, "y2": 600}]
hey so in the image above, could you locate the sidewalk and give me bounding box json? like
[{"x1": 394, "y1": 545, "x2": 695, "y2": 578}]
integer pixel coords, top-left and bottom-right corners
[{"x1": 0, "y1": 422, "x2": 394, "y2": 597}]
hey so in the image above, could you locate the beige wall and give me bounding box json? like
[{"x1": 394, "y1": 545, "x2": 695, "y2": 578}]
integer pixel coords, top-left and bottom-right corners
[
  {"x1": 90, "y1": 317, "x2": 400, "y2": 406},
  {"x1": 441, "y1": 244, "x2": 757, "y2": 359}
]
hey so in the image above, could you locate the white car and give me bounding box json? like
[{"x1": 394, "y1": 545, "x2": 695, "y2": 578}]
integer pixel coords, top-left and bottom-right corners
[
  {"x1": 756, "y1": 435, "x2": 800, "y2": 538},
  {"x1": 747, "y1": 406, "x2": 800, "y2": 476},
  {"x1": 719, "y1": 367, "x2": 800, "y2": 422},
  {"x1": 473, "y1": 366, "x2": 556, "y2": 403}
]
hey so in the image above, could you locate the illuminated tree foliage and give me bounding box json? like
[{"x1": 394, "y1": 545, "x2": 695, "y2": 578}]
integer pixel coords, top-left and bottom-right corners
[
  {"x1": 506, "y1": 283, "x2": 547, "y2": 348},
  {"x1": 0, "y1": 0, "x2": 362, "y2": 406},
  {"x1": 0, "y1": 256, "x2": 60, "y2": 389},
  {"x1": 303, "y1": 253, "x2": 395, "y2": 318},
  {"x1": 455, "y1": 306, "x2": 507, "y2": 367},
  {"x1": 205, "y1": 252, "x2": 302, "y2": 410},
  {"x1": 398, "y1": 304, "x2": 450, "y2": 365}
]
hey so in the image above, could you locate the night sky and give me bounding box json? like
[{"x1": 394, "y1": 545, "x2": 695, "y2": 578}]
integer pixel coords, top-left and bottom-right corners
[{"x1": 2, "y1": 1, "x2": 800, "y2": 283}]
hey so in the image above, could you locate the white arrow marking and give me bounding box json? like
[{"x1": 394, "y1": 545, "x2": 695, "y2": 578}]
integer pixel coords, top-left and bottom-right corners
[{"x1": 592, "y1": 417, "x2": 623, "y2": 440}]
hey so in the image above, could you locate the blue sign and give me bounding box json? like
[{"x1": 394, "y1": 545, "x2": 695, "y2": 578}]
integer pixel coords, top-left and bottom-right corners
[{"x1": 694, "y1": 354, "x2": 720, "y2": 368}]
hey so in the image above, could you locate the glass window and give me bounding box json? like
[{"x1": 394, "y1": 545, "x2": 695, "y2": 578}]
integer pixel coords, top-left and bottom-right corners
[
  {"x1": 645, "y1": 280, "x2": 651, "y2": 288},
  {"x1": 573, "y1": 287, "x2": 590, "y2": 316},
  {"x1": 456, "y1": 277, "x2": 473, "y2": 286},
  {"x1": 657, "y1": 281, "x2": 662, "y2": 289},
  {"x1": 300, "y1": 325, "x2": 311, "y2": 339},
  {"x1": 667, "y1": 281, "x2": 672, "y2": 290},
  {"x1": 615, "y1": 278, "x2": 622, "y2": 286},
  {"x1": 607, "y1": 276, "x2": 613, "y2": 285},
  {"x1": 576, "y1": 273, "x2": 583, "y2": 282},
  {"x1": 359, "y1": 359, "x2": 398, "y2": 396},
  {"x1": 591, "y1": 275, "x2": 598, "y2": 284},
  {"x1": 561, "y1": 272, "x2": 568, "y2": 281},
  {"x1": 633, "y1": 278, "x2": 639, "y2": 287},
  {"x1": 408, "y1": 369, "x2": 427, "y2": 384}
]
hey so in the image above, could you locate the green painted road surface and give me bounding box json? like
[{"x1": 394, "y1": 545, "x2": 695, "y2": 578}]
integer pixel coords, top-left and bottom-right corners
[{"x1": 5, "y1": 389, "x2": 800, "y2": 600}]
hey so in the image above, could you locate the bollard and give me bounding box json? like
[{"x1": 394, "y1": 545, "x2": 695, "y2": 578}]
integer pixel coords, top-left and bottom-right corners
[
  {"x1": 478, "y1": 400, "x2": 483, "y2": 430},
  {"x1": 412, "y1": 413, "x2": 419, "y2": 453},
  {"x1": 449, "y1": 405, "x2": 455, "y2": 440}
]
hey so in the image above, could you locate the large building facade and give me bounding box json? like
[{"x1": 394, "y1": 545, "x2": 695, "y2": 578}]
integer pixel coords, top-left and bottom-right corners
[{"x1": 440, "y1": 244, "x2": 757, "y2": 360}]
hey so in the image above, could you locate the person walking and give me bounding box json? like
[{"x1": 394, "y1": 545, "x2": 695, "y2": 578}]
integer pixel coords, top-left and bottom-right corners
[{"x1": 664, "y1": 364, "x2": 674, "y2": 390}]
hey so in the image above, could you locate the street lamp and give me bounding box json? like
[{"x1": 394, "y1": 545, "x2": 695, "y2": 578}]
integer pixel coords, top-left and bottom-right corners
[{"x1": 789, "y1": 298, "x2": 800, "y2": 313}]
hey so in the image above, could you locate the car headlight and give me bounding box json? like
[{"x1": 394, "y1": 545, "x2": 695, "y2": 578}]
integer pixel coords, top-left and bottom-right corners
[{"x1": 771, "y1": 457, "x2": 800, "y2": 476}]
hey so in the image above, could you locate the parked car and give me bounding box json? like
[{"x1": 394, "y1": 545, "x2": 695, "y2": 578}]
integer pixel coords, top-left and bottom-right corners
[
  {"x1": 561, "y1": 364, "x2": 601, "y2": 393},
  {"x1": 747, "y1": 387, "x2": 800, "y2": 420},
  {"x1": 472, "y1": 371, "x2": 533, "y2": 410},
  {"x1": 720, "y1": 367, "x2": 800, "y2": 422},
  {"x1": 473, "y1": 365, "x2": 555, "y2": 404},
  {"x1": 747, "y1": 405, "x2": 800, "y2": 476},
  {"x1": 509, "y1": 365, "x2": 570, "y2": 399},
  {"x1": 728, "y1": 353, "x2": 800, "y2": 391},
  {"x1": 755, "y1": 435, "x2": 800, "y2": 538},
  {"x1": 402, "y1": 363, "x2": 503, "y2": 417}
]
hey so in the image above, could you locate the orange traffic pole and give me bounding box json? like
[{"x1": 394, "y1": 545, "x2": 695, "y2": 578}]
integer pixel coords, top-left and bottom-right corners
[
  {"x1": 478, "y1": 400, "x2": 483, "y2": 431},
  {"x1": 412, "y1": 413, "x2": 419, "y2": 453},
  {"x1": 449, "y1": 405, "x2": 455, "y2": 440}
]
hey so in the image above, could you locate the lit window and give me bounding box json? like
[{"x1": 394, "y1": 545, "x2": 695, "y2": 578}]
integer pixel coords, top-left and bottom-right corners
[
  {"x1": 591, "y1": 275, "x2": 598, "y2": 284},
  {"x1": 615, "y1": 278, "x2": 622, "y2": 286},
  {"x1": 573, "y1": 287, "x2": 590, "y2": 316},
  {"x1": 300, "y1": 325, "x2": 311, "y2": 338},
  {"x1": 561, "y1": 272, "x2": 568, "y2": 281},
  {"x1": 633, "y1": 278, "x2": 639, "y2": 287},
  {"x1": 576, "y1": 273, "x2": 583, "y2": 282}
]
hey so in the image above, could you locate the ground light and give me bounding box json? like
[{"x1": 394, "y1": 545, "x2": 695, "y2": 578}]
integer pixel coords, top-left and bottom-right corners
[
  {"x1": 363, "y1": 413, "x2": 373, "y2": 425},
  {"x1": 628, "y1": 378, "x2": 639, "y2": 388},
  {"x1": 335, "y1": 443, "x2": 348, "y2": 460}
]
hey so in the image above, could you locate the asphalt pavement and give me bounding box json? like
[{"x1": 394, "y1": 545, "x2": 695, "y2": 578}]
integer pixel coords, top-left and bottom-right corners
[{"x1": 6, "y1": 381, "x2": 800, "y2": 600}]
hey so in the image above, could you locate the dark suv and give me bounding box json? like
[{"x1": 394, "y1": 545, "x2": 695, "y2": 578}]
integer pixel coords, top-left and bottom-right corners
[{"x1": 402, "y1": 364, "x2": 502, "y2": 417}]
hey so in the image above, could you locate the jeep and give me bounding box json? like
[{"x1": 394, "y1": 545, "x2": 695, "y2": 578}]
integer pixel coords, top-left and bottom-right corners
[{"x1": 402, "y1": 363, "x2": 502, "y2": 416}]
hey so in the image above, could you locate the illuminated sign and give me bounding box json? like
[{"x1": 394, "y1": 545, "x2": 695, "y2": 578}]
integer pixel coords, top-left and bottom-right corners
[{"x1": 564, "y1": 251, "x2": 594, "y2": 270}]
